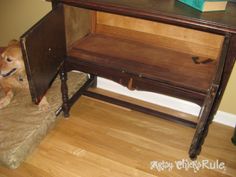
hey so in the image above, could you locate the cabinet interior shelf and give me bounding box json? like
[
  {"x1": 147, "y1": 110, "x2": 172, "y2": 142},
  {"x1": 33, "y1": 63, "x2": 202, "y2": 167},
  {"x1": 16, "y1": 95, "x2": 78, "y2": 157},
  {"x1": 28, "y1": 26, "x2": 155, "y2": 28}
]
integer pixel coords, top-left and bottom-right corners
[{"x1": 68, "y1": 30, "x2": 218, "y2": 94}]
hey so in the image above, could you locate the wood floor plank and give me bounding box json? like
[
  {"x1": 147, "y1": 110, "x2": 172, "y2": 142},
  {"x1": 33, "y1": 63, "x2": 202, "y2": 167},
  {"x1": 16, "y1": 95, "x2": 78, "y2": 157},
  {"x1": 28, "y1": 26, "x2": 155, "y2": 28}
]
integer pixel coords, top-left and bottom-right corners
[{"x1": 0, "y1": 95, "x2": 235, "y2": 177}]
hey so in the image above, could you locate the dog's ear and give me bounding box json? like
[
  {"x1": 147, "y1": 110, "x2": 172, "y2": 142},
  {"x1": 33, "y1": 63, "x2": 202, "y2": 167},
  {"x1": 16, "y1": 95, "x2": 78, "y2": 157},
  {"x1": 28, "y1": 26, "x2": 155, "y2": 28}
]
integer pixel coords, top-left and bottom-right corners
[{"x1": 8, "y1": 40, "x2": 19, "y2": 47}]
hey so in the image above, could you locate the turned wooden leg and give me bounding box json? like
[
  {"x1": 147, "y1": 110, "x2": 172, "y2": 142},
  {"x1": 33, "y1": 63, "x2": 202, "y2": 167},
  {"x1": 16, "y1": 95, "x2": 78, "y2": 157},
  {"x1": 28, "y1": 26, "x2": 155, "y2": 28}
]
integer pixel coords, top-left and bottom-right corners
[
  {"x1": 60, "y1": 66, "x2": 70, "y2": 118},
  {"x1": 188, "y1": 85, "x2": 217, "y2": 159},
  {"x1": 189, "y1": 116, "x2": 213, "y2": 159},
  {"x1": 189, "y1": 34, "x2": 232, "y2": 159},
  {"x1": 90, "y1": 74, "x2": 97, "y2": 88}
]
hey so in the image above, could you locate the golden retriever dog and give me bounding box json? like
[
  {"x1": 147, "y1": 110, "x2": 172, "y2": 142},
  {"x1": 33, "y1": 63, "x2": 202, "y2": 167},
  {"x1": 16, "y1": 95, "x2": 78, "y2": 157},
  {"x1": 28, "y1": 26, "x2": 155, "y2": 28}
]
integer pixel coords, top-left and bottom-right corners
[{"x1": 0, "y1": 40, "x2": 49, "y2": 110}]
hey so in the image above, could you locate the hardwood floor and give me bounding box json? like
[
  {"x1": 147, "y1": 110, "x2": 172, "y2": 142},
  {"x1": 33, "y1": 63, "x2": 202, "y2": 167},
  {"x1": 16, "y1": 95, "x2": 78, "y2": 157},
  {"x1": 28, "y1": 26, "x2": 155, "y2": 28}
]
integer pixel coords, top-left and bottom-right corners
[{"x1": 0, "y1": 94, "x2": 236, "y2": 177}]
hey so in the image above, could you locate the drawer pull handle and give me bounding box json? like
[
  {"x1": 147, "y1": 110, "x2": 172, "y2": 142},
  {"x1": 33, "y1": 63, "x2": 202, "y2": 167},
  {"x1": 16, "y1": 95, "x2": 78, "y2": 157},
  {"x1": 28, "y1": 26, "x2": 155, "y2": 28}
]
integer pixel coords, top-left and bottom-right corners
[{"x1": 128, "y1": 78, "x2": 135, "y2": 90}]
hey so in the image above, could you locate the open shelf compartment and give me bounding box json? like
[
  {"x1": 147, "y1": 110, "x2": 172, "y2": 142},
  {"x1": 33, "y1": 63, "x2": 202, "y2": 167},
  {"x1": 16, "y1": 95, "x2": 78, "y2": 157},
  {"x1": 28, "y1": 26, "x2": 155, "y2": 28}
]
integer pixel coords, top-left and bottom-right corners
[
  {"x1": 69, "y1": 32, "x2": 218, "y2": 93},
  {"x1": 64, "y1": 5, "x2": 224, "y2": 99}
]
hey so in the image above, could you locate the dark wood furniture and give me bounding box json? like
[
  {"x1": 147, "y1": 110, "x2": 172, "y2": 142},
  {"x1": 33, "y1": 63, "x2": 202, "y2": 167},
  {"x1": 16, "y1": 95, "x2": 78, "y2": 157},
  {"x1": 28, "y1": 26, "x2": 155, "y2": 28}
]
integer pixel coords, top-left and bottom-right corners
[
  {"x1": 20, "y1": 0, "x2": 236, "y2": 159},
  {"x1": 232, "y1": 125, "x2": 236, "y2": 145}
]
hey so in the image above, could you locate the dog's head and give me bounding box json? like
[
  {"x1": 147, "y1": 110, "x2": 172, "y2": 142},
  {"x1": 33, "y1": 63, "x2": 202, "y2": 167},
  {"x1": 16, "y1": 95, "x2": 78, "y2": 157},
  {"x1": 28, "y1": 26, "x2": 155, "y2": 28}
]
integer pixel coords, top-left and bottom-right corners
[{"x1": 0, "y1": 40, "x2": 24, "y2": 78}]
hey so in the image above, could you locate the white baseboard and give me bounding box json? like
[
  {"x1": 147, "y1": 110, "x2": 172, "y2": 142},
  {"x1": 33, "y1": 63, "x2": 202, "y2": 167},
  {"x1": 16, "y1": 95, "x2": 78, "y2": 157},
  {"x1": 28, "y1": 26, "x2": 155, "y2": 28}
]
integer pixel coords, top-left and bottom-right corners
[
  {"x1": 97, "y1": 77, "x2": 236, "y2": 128},
  {"x1": 214, "y1": 111, "x2": 236, "y2": 127}
]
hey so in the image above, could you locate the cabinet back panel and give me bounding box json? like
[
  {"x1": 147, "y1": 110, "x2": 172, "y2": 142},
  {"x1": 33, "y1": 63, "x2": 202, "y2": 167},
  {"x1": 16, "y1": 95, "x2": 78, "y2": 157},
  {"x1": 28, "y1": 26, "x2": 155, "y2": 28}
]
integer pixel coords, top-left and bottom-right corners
[
  {"x1": 64, "y1": 5, "x2": 93, "y2": 50},
  {"x1": 96, "y1": 12, "x2": 224, "y2": 59}
]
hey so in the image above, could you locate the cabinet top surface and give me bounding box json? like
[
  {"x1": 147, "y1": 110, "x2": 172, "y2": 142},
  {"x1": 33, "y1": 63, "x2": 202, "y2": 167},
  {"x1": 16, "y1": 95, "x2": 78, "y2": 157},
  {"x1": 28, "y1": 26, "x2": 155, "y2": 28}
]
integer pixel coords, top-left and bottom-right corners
[{"x1": 60, "y1": 0, "x2": 236, "y2": 34}]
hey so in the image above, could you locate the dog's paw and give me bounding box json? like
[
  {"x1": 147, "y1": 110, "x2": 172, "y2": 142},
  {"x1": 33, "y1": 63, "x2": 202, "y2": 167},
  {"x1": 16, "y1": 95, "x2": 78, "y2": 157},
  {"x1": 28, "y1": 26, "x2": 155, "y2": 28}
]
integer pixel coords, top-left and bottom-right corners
[
  {"x1": 38, "y1": 97, "x2": 50, "y2": 111},
  {"x1": 0, "y1": 90, "x2": 13, "y2": 109},
  {"x1": 0, "y1": 97, "x2": 11, "y2": 109}
]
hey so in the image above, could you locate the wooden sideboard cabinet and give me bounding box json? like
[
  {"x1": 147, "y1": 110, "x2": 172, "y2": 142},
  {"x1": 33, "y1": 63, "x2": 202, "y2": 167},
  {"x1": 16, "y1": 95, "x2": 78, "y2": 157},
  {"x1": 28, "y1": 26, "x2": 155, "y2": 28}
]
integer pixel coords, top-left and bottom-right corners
[{"x1": 20, "y1": 0, "x2": 236, "y2": 159}]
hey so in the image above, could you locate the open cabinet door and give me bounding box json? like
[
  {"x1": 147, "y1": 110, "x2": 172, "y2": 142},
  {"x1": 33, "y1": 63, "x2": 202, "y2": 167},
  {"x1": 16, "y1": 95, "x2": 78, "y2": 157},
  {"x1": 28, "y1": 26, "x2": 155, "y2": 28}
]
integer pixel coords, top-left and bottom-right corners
[{"x1": 20, "y1": 4, "x2": 66, "y2": 104}]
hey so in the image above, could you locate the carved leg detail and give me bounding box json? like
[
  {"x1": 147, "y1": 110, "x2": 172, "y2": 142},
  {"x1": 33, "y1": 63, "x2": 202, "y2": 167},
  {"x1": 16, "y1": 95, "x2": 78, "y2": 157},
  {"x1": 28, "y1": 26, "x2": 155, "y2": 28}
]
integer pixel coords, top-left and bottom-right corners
[
  {"x1": 189, "y1": 35, "x2": 231, "y2": 159},
  {"x1": 189, "y1": 85, "x2": 217, "y2": 159},
  {"x1": 189, "y1": 117, "x2": 213, "y2": 159},
  {"x1": 60, "y1": 66, "x2": 70, "y2": 118}
]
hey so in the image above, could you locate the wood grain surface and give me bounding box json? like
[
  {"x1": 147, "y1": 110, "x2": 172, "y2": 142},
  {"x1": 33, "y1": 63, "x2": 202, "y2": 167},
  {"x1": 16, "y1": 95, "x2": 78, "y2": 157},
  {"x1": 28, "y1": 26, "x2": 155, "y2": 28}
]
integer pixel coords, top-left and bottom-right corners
[
  {"x1": 69, "y1": 33, "x2": 217, "y2": 93},
  {"x1": 0, "y1": 95, "x2": 235, "y2": 177}
]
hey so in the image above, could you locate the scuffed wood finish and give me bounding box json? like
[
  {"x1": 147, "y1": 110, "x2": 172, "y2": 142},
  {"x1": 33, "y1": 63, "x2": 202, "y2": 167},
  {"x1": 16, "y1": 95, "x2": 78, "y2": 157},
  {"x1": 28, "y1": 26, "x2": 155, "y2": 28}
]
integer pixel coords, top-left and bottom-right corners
[
  {"x1": 0, "y1": 96, "x2": 236, "y2": 177},
  {"x1": 68, "y1": 33, "x2": 217, "y2": 94},
  {"x1": 60, "y1": 0, "x2": 236, "y2": 34}
]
